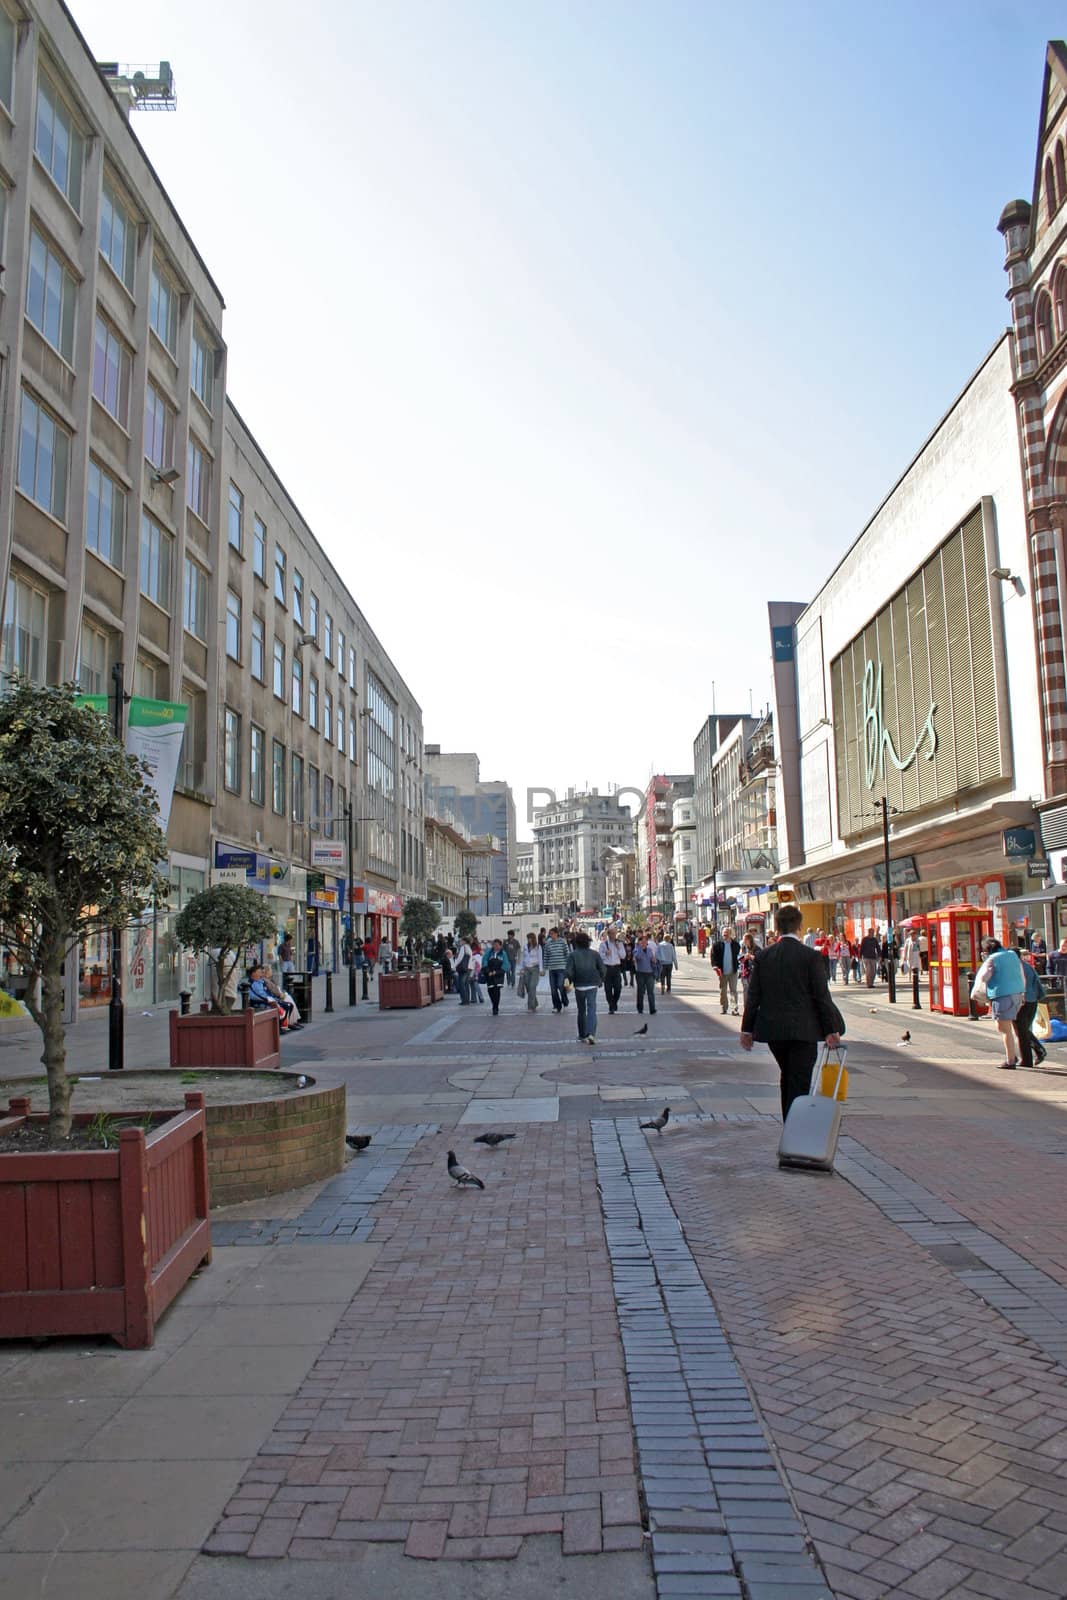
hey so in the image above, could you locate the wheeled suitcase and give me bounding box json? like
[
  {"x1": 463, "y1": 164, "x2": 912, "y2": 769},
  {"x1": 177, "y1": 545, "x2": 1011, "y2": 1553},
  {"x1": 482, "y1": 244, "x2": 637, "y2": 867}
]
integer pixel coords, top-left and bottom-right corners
[{"x1": 777, "y1": 1047, "x2": 846, "y2": 1172}]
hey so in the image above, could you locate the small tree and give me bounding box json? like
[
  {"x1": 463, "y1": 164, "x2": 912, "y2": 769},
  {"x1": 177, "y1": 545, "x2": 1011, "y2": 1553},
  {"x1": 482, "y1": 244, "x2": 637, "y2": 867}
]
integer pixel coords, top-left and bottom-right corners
[
  {"x1": 401, "y1": 896, "x2": 441, "y2": 958},
  {"x1": 174, "y1": 885, "x2": 277, "y2": 1015},
  {"x1": 0, "y1": 680, "x2": 169, "y2": 1141},
  {"x1": 454, "y1": 908, "x2": 479, "y2": 942}
]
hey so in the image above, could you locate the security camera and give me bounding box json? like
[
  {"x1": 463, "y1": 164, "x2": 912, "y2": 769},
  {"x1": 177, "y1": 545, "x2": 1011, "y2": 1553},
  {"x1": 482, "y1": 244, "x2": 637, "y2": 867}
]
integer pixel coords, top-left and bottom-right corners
[{"x1": 990, "y1": 568, "x2": 1026, "y2": 598}]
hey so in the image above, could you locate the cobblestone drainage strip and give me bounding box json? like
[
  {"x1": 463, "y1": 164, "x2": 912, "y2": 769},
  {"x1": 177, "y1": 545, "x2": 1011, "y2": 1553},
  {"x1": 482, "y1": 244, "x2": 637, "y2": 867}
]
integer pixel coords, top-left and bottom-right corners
[
  {"x1": 210, "y1": 1123, "x2": 437, "y2": 1246},
  {"x1": 837, "y1": 1135, "x2": 1067, "y2": 1369},
  {"x1": 593, "y1": 1117, "x2": 831, "y2": 1600}
]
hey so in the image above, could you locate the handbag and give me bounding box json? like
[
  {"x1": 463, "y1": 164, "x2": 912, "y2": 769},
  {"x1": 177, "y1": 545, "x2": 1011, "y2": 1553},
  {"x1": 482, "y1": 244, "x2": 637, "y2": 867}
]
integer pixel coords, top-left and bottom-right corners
[{"x1": 516, "y1": 969, "x2": 527, "y2": 998}]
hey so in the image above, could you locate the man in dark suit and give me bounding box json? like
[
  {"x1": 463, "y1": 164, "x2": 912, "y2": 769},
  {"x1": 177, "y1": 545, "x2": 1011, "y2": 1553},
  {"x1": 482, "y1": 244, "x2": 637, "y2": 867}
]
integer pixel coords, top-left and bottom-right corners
[
  {"x1": 740, "y1": 904, "x2": 843, "y2": 1118},
  {"x1": 711, "y1": 927, "x2": 742, "y2": 1014}
]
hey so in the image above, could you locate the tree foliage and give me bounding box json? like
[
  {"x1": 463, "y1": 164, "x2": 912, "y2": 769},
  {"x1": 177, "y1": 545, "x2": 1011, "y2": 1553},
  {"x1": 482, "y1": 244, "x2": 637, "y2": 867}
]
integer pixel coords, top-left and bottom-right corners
[
  {"x1": 454, "y1": 908, "x2": 479, "y2": 941},
  {"x1": 0, "y1": 680, "x2": 169, "y2": 1138},
  {"x1": 174, "y1": 885, "x2": 277, "y2": 1015},
  {"x1": 400, "y1": 896, "x2": 441, "y2": 950}
]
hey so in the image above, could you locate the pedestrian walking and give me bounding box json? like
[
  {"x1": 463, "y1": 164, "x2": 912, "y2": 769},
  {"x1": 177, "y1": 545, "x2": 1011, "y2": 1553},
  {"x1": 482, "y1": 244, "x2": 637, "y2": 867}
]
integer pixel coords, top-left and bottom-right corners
[
  {"x1": 470, "y1": 939, "x2": 485, "y2": 1004},
  {"x1": 453, "y1": 935, "x2": 473, "y2": 1005},
  {"x1": 504, "y1": 931, "x2": 521, "y2": 987},
  {"x1": 482, "y1": 939, "x2": 510, "y2": 1015},
  {"x1": 544, "y1": 927, "x2": 571, "y2": 1013},
  {"x1": 740, "y1": 932, "x2": 758, "y2": 1008},
  {"x1": 598, "y1": 927, "x2": 626, "y2": 1014},
  {"x1": 622, "y1": 933, "x2": 636, "y2": 986},
  {"x1": 565, "y1": 931, "x2": 605, "y2": 1044},
  {"x1": 698, "y1": 925, "x2": 708, "y2": 958},
  {"x1": 277, "y1": 934, "x2": 295, "y2": 974},
  {"x1": 517, "y1": 933, "x2": 543, "y2": 1011},
  {"x1": 859, "y1": 928, "x2": 881, "y2": 987},
  {"x1": 1014, "y1": 955, "x2": 1048, "y2": 1070},
  {"x1": 684, "y1": 923, "x2": 694, "y2": 956},
  {"x1": 739, "y1": 903, "x2": 844, "y2": 1120},
  {"x1": 712, "y1": 926, "x2": 742, "y2": 1014},
  {"x1": 632, "y1": 931, "x2": 660, "y2": 1015},
  {"x1": 972, "y1": 938, "x2": 1027, "y2": 1069},
  {"x1": 657, "y1": 933, "x2": 678, "y2": 993}
]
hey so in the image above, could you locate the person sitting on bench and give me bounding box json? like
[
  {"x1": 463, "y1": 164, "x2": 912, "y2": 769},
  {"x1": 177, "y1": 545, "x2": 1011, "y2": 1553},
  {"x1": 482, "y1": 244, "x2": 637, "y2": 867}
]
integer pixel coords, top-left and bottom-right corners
[{"x1": 249, "y1": 965, "x2": 301, "y2": 1030}]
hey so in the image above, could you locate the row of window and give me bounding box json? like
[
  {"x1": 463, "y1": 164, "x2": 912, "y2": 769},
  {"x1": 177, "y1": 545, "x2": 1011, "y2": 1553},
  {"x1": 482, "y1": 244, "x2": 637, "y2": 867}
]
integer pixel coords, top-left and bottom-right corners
[
  {"x1": 221, "y1": 708, "x2": 349, "y2": 831},
  {"x1": 1034, "y1": 265, "x2": 1067, "y2": 360},
  {"x1": 1047, "y1": 140, "x2": 1067, "y2": 226}
]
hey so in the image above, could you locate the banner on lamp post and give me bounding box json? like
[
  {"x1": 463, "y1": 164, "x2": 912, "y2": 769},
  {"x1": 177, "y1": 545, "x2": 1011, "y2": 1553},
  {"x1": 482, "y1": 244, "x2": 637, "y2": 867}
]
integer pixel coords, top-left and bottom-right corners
[{"x1": 77, "y1": 693, "x2": 188, "y2": 834}]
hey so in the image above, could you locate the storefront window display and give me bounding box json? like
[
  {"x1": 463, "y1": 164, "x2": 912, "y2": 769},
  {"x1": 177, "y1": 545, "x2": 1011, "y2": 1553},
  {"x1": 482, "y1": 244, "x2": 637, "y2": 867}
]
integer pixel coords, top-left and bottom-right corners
[{"x1": 149, "y1": 864, "x2": 207, "y2": 1007}]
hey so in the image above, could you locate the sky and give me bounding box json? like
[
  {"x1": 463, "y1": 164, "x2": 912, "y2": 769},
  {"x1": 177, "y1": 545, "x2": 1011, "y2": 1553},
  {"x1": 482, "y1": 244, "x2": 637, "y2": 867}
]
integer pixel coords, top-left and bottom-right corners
[{"x1": 76, "y1": 0, "x2": 1066, "y2": 837}]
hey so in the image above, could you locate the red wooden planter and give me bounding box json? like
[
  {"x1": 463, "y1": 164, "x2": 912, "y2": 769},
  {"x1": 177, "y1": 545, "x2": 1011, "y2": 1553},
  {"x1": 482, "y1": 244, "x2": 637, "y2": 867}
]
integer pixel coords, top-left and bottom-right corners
[
  {"x1": 0, "y1": 1091, "x2": 212, "y2": 1349},
  {"x1": 169, "y1": 1007, "x2": 280, "y2": 1070},
  {"x1": 429, "y1": 966, "x2": 445, "y2": 1002},
  {"x1": 378, "y1": 972, "x2": 429, "y2": 1009}
]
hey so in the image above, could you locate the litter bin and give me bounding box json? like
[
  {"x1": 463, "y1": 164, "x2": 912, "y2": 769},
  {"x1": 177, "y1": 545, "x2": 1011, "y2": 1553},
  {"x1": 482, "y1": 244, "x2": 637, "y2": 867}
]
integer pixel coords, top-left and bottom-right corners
[{"x1": 285, "y1": 971, "x2": 312, "y2": 1021}]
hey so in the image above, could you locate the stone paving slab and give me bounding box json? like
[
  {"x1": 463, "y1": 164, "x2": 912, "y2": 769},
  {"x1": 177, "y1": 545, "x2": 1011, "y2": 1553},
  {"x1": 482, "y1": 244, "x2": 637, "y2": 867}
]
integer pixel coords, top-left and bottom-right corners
[{"x1": 650, "y1": 1116, "x2": 1067, "y2": 1600}]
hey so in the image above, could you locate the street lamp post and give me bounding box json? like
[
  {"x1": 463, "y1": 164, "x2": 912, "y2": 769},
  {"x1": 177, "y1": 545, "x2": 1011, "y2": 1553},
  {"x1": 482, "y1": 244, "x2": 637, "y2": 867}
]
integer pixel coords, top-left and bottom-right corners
[
  {"x1": 341, "y1": 800, "x2": 387, "y2": 1007},
  {"x1": 874, "y1": 796, "x2": 900, "y2": 1005},
  {"x1": 108, "y1": 660, "x2": 130, "y2": 1071}
]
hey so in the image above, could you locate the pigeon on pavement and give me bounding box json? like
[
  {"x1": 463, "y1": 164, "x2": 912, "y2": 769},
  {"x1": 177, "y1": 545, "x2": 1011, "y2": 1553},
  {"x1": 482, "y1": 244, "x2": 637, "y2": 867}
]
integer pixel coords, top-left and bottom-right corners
[
  {"x1": 447, "y1": 1151, "x2": 485, "y2": 1189},
  {"x1": 899, "y1": 1031, "x2": 911, "y2": 1045},
  {"x1": 473, "y1": 1132, "x2": 515, "y2": 1147},
  {"x1": 634, "y1": 1023, "x2": 648, "y2": 1035},
  {"x1": 346, "y1": 1134, "x2": 371, "y2": 1152},
  {"x1": 640, "y1": 1107, "x2": 670, "y2": 1133}
]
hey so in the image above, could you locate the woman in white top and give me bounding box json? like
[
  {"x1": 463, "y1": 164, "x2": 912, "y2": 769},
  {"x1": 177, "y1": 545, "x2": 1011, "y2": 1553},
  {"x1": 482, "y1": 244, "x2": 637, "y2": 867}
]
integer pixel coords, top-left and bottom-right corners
[{"x1": 518, "y1": 933, "x2": 544, "y2": 1012}]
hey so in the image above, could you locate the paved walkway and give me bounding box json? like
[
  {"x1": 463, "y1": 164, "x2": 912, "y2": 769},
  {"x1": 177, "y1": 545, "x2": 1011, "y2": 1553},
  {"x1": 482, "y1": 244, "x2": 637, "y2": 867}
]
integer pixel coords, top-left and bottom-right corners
[{"x1": 3, "y1": 954, "x2": 1067, "y2": 1598}]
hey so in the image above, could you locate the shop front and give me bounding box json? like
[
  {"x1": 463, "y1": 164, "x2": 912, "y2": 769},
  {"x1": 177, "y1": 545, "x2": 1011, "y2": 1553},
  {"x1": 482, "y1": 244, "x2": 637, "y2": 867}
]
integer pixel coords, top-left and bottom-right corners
[
  {"x1": 366, "y1": 888, "x2": 404, "y2": 952},
  {"x1": 213, "y1": 841, "x2": 305, "y2": 974},
  {"x1": 306, "y1": 875, "x2": 342, "y2": 973}
]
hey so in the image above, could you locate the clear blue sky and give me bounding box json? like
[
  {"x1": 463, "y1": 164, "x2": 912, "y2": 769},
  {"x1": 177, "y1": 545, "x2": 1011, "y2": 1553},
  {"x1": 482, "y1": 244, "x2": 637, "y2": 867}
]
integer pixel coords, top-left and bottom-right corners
[{"x1": 79, "y1": 0, "x2": 1062, "y2": 834}]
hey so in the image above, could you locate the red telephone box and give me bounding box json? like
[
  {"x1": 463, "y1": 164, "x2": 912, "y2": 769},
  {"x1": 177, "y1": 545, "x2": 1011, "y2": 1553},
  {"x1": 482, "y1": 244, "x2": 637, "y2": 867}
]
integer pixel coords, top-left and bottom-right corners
[{"x1": 928, "y1": 903, "x2": 992, "y2": 1016}]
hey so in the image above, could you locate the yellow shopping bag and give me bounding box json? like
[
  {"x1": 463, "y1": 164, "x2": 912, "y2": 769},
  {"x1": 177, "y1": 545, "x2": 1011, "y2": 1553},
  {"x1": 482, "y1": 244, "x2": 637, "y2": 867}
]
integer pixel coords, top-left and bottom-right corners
[
  {"x1": 1034, "y1": 1003, "x2": 1051, "y2": 1041},
  {"x1": 819, "y1": 1046, "x2": 848, "y2": 1102}
]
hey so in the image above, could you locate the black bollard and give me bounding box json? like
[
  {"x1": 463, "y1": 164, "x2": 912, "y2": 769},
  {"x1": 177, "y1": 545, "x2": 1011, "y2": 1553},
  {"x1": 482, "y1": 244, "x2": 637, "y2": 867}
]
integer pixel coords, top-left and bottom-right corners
[
  {"x1": 179, "y1": 990, "x2": 191, "y2": 1016},
  {"x1": 912, "y1": 966, "x2": 921, "y2": 1011},
  {"x1": 238, "y1": 979, "x2": 251, "y2": 1011},
  {"x1": 324, "y1": 970, "x2": 334, "y2": 1013},
  {"x1": 362, "y1": 965, "x2": 370, "y2": 1000}
]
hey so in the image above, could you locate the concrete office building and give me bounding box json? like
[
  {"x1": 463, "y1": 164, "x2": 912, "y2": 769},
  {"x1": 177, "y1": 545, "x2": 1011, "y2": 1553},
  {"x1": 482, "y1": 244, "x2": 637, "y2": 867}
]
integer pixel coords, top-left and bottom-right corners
[
  {"x1": 532, "y1": 788, "x2": 635, "y2": 917},
  {"x1": 423, "y1": 748, "x2": 515, "y2": 913},
  {"x1": 0, "y1": 1, "x2": 424, "y2": 1012}
]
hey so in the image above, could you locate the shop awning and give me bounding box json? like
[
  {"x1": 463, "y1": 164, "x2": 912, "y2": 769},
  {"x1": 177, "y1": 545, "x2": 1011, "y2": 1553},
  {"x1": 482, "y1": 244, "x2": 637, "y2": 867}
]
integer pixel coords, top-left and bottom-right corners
[{"x1": 996, "y1": 887, "x2": 1067, "y2": 909}]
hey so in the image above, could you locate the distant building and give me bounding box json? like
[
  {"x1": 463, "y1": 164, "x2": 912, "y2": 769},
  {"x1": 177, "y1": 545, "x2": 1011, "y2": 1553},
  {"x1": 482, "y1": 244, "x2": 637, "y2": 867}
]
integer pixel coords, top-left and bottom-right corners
[
  {"x1": 691, "y1": 715, "x2": 778, "y2": 926},
  {"x1": 532, "y1": 788, "x2": 635, "y2": 916},
  {"x1": 424, "y1": 749, "x2": 515, "y2": 913},
  {"x1": 639, "y1": 775, "x2": 693, "y2": 915}
]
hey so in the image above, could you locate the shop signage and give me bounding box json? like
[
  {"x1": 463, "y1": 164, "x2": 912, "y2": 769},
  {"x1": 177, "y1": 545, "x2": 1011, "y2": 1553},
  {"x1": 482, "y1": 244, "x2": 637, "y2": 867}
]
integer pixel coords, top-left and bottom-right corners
[
  {"x1": 311, "y1": 841, "x2": 346, "y2": 870},
  {"x1": 861, "y1": 660, "x2": 937, "y2": 790},
  {"x1": 348, "y1": 883, "x2": 367, "y2": 907},
  {"x1": 872, "y1": 856, "x2": 920, "y2": 889},
  {"x1": 308, "y1": 885, "x2": 340, "y2": 910},
  {"x1": 210, "y1": 867, "x2": 246, "y2": 887},
  {"x1": 771, "y1": 626, "x2": 795, "y2": 663},
  {"x1": 1003, "y1": 826, "x2": 1036, "y2": 860},
  {"x1": 368, "y1": 890, "x2": 403, "y2": 916},
  {"x1": 214, "y1": 846, "x2": 255, "y2": 873},
  {"x1": 1027, "y1": 858, "x2": 1050, "y2": 877}
]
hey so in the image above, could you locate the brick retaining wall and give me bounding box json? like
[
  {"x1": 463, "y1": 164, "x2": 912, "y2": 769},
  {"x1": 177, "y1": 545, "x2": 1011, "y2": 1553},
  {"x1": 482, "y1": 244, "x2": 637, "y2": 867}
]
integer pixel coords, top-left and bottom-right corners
[{"x1": 204, "y1": 1083, "x2": 345, "y2": 1208}]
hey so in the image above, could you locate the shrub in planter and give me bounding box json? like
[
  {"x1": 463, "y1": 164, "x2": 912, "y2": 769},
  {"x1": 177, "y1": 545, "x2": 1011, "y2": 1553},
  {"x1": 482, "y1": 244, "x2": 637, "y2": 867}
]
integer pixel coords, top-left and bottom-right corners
[{"x1": 170, "y1": 886, "x2": 280, "y2": 1068}]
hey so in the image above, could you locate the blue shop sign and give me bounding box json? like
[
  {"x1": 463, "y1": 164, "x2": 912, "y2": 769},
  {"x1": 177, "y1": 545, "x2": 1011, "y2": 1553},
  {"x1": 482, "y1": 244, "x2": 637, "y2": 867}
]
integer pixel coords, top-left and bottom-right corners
[
  {"x1": 1003, "y1": 827, "x2": 1036, "y2": 860},
  {"x1": 772, "y1": 626, "x2": 795, "y2": 663}
]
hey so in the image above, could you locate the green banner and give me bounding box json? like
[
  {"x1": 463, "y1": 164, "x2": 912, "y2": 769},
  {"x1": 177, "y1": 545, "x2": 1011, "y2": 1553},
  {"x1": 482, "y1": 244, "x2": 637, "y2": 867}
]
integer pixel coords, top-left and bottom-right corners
[{"x1": 77, "y1": 693, "x2": 187, "y2": 834}]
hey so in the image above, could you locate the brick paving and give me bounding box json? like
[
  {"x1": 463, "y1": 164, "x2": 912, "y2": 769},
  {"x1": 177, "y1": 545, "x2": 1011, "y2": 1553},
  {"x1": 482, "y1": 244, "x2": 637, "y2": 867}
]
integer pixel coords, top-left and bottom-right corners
[
  {"x1": 205, "y1": 1123, "x2": 645, "y2": 1563},
  {"x1": 652, "y1": 1116, "x2": 1067, "y2": 1600}
]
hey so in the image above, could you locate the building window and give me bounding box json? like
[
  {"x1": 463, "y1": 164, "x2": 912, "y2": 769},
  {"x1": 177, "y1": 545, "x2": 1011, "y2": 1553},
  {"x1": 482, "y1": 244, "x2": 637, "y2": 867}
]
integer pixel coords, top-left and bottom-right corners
[
  {"x1": 99, "y1": 179, "x2": 136, "y2": 290},
  {"x1": 348, "y1": 644, "x2": 356, "y2": 689},
  {"x1": 187, "y1": 436, "x2": 211, "y2": 522},
  {"x1": 271, "y1": 739, "x2": 286, "y2": 814},
  {"x1": 337, "y1": 701, "x2": 344, "y2": 750},
  {"x1": 273, "y1": 544, "x2": 286, "y2": 605},
  {"x1": 349, "y1": 713, "x2": 357, "y2": 761},
  {"x1": 27, "y1": 229, "x2": 76, "y2": 362},
  {"x1": 250, "y1": 724, "x2": 265, "y2": 805},
  {"x1": 273, "y1": 636, "x2": 285, "y2": 699},
  {"x1": 252, "y1": 515, "x2": 265, "y2": 578},
  {"x1": 35, "y1": 76, "x2": 83, "y2": 212},
  {"x1": 179, "y1": 685, "x2": 205, "y2": 790},
  {"x1": 225, "y1": 588, "x2": 241, "y2": 660},
  {"x1": 309, "y1": 674, "x2": 319, "y2": 730},
  {"x1": 1037, "y1": 292, "x2": 1054, "y2": 360},
  {"x1": 140, "y1": 514, "x2": 172, "y2": 608},
  {"x1": 191, "y1": 323, "x2": 214, "y2": 409},
  {"x1": 1058, "y1": 144, "x2": 1067, "y2": 218},
  {"x1": 292, "y1": 651, "x2": 303, "y2": 716},
  {"x1": 0, "y1": 9, "x2": 15, "y2": 112},
  {"x1": 337, "y1": 627, "x2": 345, "y2": 676},
  {"x1": 308, "y1": 591, "x2": 319, "y2": 640},
  {"x1": 323, "y1": 775, "x2": 334, "y2": 839},
  {"x1": 92, "y1": 316, "x2": 132, "y2": 425},
  {"x1": 293, "y1": 568, "x2": 304, "y2": 627},
  {"x1": 149, "y1": 260, "x2": 179, "y2": 353},
  {"x1": 134, "y1": 657, "x2": 157, "y2": 698},
  {"x1": 183, "y1": 557, "x2": 207, "y2": 640},
  {"x1": 324, "y1": 687, "x2": 332, "y2": 741},
  {"x1": 76, "y1": 620, "x2": 108, "y2": 695},
  {"x1": 228, "y1": 482, "x2": 243, "y2": 551},
  {"x1": 323, "y1": 611, "x2": 333, "y2": 664},
  {"x1": 250, "y1": 613, "x2": 264, "y2": 680},
  {"x1": 144, "y1": 382, "x2": 175, "y2": 471},
  {"x1": 223, "y1": 707, "x2": 241, "y2": 793},
  {"x1": 291, "y1": 753, "x2": 304, "y2": 823},
  {"x1": 1, "y1": 574, "x2": 48, "y2": 685},
  {"x1": 309, "y1": 765, "x2": 320, "y2": 829},
  {"x1": 18, "y1": 390, "x2": 69, "y2": 522},
  {"x1": 86, "y1": 460, "x2": 126, "y2": 568},
  {"x1": 1055, "y1": 268, "x2": 1067, "y2": 341}
]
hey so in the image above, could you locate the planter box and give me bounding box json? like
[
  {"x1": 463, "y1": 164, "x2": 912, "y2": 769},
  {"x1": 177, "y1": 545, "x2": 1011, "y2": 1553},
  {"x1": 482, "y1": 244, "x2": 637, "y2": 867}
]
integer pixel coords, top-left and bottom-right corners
[
  {"x1": 378, "y1": 972, "x2": 429, "y2": 1009},
  {"x1": 169, "y1": 1007, "x2": 280, "y2": 1070},
  {"x1": 0, "y1": 1092, "x2": 212, "y2": 1349}
]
